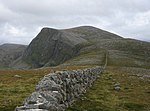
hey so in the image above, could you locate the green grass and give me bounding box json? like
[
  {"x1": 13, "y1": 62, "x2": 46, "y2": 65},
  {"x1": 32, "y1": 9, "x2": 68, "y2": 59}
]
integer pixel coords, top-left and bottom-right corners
[
  {"x1": 0, "y1": 62, "x2": 149, "y2": 111},
  {"x1": 67, "y1": 66, "x2": 150, "y2": 111},
  {"x1": 123, "y1": 102, "x2": 145, "y2": 111},
  {"x1": 0, "y1": 65, "x2": 91, "y2": 111},
  {"x1": 62, "y1": 47, "x2": 106, "y2": 66}
]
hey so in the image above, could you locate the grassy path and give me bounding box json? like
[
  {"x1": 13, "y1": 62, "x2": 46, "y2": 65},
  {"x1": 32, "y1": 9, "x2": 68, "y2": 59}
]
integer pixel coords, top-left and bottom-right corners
[{"x1": 67, "y1": 66, "x2": 150, "y2": 111}]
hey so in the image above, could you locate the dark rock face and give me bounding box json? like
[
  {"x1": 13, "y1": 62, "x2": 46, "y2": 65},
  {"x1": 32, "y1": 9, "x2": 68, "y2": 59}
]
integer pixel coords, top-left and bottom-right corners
[
  {"x1": 21, "y1": 28, "x2": 88, "y2": 68},
  {"x1": 15, "y1": 66, "x2": 102, "y2": 111}
]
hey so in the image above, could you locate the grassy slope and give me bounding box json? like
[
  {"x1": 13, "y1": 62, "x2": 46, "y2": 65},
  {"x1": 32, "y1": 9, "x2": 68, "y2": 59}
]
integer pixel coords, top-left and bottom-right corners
[
  {"x1": 0, "y1": 65, "x2": 91, "y2": 111},
  {"x1": 66, "y1": 26, "x2": 150, "y2": 68},
  {"x1": 1, "y1": 65, "x2": 149, "y2": 111},
  {"x1": 0, "y1": 62, "x2": 149, "y2": 111},
  {"x1": 62, "y1": 47, "x2": 106, "y2": 66},
  {"x1": 67, "y1": 66, "x2": 150, "y2": 111},
  {"x1": 104, "y1": 39, "x2": 150, "y2": 68},
  {"x1": 0, "y1": 26, "x2": 149, "y2": 111}
]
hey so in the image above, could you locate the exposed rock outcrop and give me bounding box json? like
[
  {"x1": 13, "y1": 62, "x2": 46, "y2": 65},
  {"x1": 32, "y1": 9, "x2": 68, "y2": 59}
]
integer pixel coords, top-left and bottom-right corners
[{"x1": 15, "y1": 28, "x2": 89, "y2": 69}]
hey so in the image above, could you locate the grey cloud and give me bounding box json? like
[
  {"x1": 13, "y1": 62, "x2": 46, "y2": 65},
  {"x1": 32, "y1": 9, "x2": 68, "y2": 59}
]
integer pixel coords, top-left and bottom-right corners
[{"x1": 0, "y1": 0, "x2": 150, "y2": 44}]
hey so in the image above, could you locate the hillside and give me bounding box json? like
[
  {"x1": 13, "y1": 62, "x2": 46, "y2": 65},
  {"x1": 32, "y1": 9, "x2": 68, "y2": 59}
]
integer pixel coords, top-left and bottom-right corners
[
  {"x1": 0, "y1": 26, "x2": 149, "y2": 111},
  {"x1": 67, "y1": 66, "x2": 150, "y2": 111},
  {"x1": 0, "y1": 44, "x2": 27, "y2": 69},
  {"x1": 10, "y1": 26, "x2": 150, "y2": 69},
  {"x1": 63, "y1": 26, "x2": 150, "y2": 68}
]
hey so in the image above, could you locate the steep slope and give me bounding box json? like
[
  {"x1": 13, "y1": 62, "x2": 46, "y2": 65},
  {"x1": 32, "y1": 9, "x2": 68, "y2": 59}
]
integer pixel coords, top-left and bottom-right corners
[
  {"x1": 12, "y1": 26, "x2": 150, "y2": 69},
  {"x1": 0, "y1": 44, "x2": 27, "y2": 68},
  {"x1": 14, "y1": 28, "x2": 89, "y2": 68}
]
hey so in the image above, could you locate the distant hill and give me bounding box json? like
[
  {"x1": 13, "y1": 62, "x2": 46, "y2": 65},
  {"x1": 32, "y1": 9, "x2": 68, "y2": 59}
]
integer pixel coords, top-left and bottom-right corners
[
  {"x1": 1, "y1": 26, "x2": 150, "y2": 69},
  {"x1": 0, "y1": 44, "x2": 27, "y2": 69}
]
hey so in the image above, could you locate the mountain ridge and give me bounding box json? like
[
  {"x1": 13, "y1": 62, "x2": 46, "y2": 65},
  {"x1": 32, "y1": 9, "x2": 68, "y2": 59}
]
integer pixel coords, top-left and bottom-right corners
[{"x1": 0, "y1": 26, "x2": 149, "y2": 69}]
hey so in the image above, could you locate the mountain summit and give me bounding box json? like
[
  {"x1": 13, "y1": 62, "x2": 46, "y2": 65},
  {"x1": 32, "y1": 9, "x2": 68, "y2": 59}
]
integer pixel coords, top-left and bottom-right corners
[
  {"x1": 21, "y1": 27, "x2": 88, "y2": 68},
  {"x1": 1, "y1": 26, "x2": 149, "y2": 69}
]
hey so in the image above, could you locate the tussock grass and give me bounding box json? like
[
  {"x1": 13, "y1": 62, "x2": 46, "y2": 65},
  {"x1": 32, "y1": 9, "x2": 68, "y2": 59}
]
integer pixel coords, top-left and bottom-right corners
[
  {"x1": 0, "y1": 65, "x2": 91, "y2": 111},
  {"x1": 67, "y1": 66, "x2": 150, "y2": 111},
  {"x1": 0, "y1": 64, "x2": 149, "y2": 111}
]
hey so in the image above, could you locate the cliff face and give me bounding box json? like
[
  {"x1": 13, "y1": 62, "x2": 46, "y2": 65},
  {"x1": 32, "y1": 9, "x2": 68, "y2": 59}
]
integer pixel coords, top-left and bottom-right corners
[{"x1": 19, "y1": 28, "x2": 88, "y2": 68}]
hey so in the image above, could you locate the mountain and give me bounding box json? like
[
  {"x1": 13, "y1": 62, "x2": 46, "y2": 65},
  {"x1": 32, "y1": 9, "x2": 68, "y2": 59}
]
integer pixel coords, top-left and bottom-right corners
[
  {"x1": 0, "y1": 26, "x2": 149, "y2": 111},
  {"x1": 0, "y1": 44, "x2": 27, "y2": 69},
  {"x1": 62, "y1": 26, "x2": 150, "y2": 68},
  {"x1": 2, "y1": 26, "x2": 150, "y2": 69}
]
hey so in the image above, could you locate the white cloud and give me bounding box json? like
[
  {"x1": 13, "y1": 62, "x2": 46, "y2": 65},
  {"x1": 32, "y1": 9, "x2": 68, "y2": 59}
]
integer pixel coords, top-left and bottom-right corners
[
  {"x1": 127, "y1": 11, "x2": 150, "y2": 27},
  {"x1": 0, "y1": 0, "x2": 150, "y2": 44},
  {"x1": 2, "y1": 23, "x2": 27, "y2": 37}
]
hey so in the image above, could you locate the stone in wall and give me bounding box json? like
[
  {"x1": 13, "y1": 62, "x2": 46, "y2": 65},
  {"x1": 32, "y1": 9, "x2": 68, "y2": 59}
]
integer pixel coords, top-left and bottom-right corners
[{"x1": 15, "y1": 66, "x2": 102, "y2": 111}]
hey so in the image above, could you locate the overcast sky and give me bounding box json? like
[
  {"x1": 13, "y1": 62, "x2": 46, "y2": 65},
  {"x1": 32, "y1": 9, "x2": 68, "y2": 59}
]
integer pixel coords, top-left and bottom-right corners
[{"x1": 0, "y1": 0, "x2": 150, "y2": 45}]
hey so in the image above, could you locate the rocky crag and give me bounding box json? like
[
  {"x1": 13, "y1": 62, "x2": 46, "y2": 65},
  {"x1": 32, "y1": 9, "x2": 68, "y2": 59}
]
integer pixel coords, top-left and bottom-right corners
[
  {"x1": 13, "y1": 27, "x2": 90, "y2": 69},
  {"x1": 11, "y1": 26, "x2": 125, "y2": 69},
  {"x1": 15, "y1": 66, "x2": 102, "y2": 111}
]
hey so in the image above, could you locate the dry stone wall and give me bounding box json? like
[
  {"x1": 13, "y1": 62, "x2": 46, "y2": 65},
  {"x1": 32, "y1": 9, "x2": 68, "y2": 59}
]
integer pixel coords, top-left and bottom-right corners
[{"x1": 15, "y1": 66, "x2": 103, "y2": 111}]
